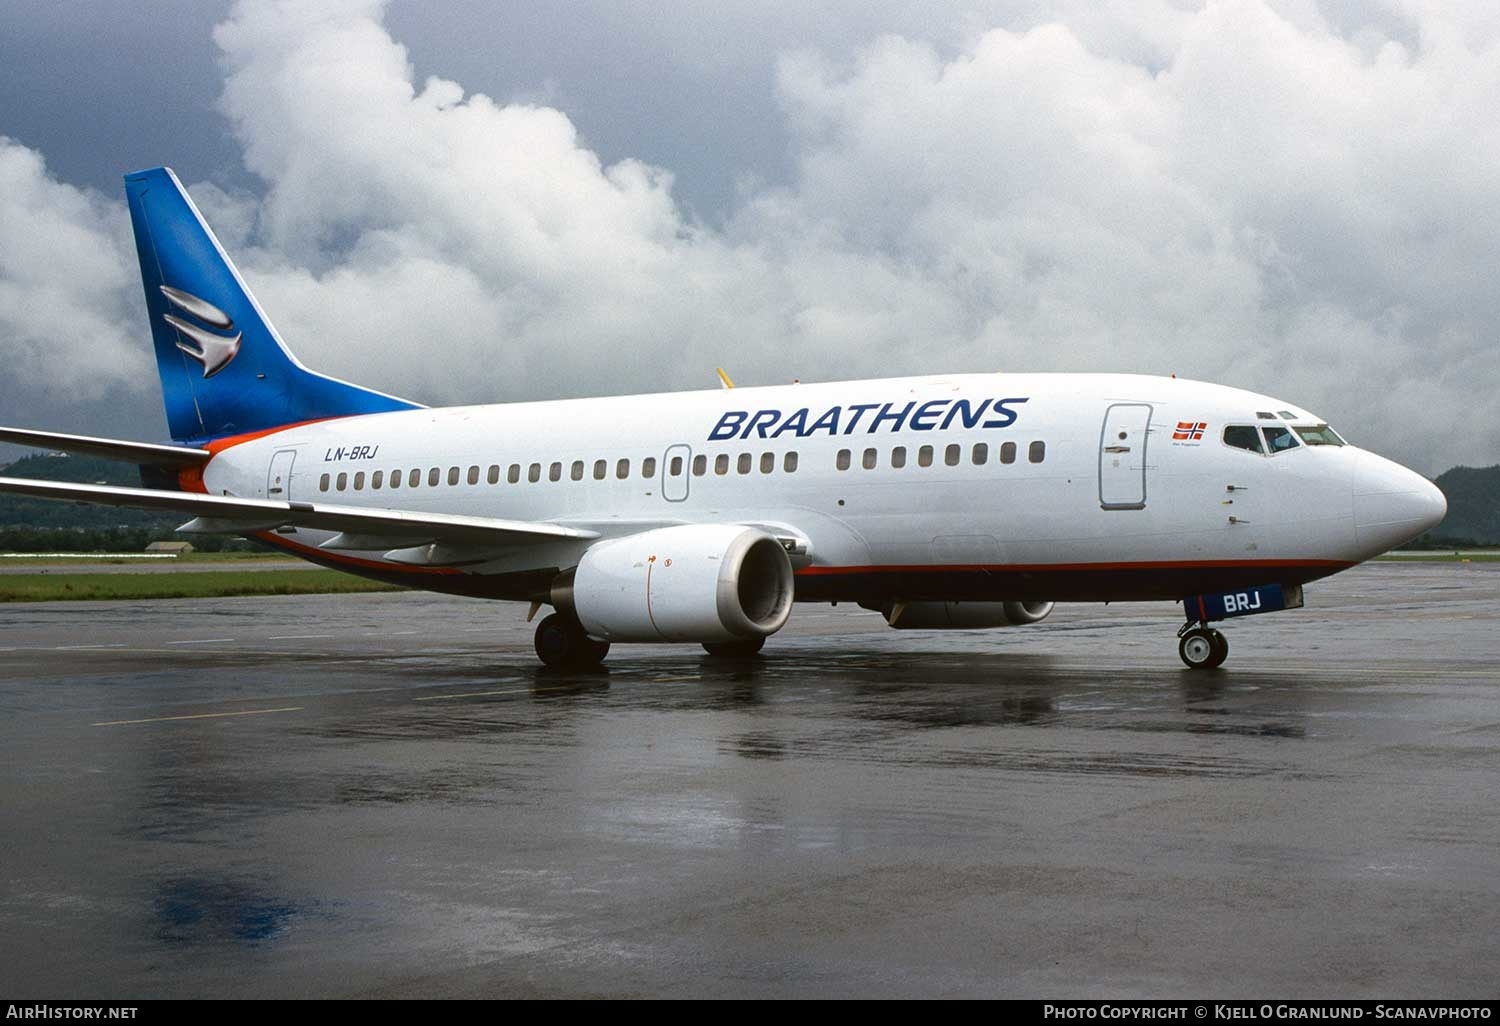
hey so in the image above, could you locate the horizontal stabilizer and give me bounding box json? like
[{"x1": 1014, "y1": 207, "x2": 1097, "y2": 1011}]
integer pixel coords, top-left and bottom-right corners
[
  {"x1": 0, "y1": 477, "x2": 599, "y2": 549},
  {"x1": 0, "y1": 427, "x2": 210, "y2": 467}
]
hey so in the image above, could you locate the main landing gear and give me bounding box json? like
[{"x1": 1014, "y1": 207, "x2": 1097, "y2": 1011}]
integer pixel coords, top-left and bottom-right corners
[
  {"x1": 533, "y1": 612, "x2": 610, "y2": 669},
  {"x1": 1177, "y1": 623, "x2": 1229, "y2": 670}
]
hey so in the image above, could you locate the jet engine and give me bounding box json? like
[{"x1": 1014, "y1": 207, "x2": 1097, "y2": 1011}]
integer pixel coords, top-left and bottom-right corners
[
  {"x1": 880, "y1": 600, "x2": 1055, "y2": 629},
  {"x1": 552, "y1": 525, "x2": 794, "y2": 643}
]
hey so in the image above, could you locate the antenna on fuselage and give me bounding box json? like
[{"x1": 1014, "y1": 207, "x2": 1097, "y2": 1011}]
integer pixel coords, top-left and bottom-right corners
[{"x1": 716, "y1": 367, "x2": 735, "y2": 389}]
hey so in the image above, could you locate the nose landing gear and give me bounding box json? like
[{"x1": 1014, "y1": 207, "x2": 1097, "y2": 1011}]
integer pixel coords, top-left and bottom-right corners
[{"x1": 1178, "y1": 623, "x2": 1228, "y2": 670}]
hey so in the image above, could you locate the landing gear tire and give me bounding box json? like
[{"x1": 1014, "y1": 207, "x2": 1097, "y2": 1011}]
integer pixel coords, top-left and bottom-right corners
[
  {"x1": 534, "y1": 613, "x2": 610, "y2": 669},
  {"x1": 1179, "y1": 627, "x2": 1228, "y2": 670},
  {"x1": 702, "y1": 636, "x2": 766, "y2": 658}
]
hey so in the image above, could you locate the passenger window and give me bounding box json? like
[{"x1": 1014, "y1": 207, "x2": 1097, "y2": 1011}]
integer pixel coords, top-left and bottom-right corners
[
  {"x1": 738, "y1": 453, "x2": 752, "y2": 474},
  {"x1": 336, "y1": 472, "x2": 348, "y2": 491},
  {"x1": 917, "y1": 445, "x2": 933, "y2": 468},
  {"x1": 692, "y1": 454, "x2": 706, "y2": 476},
  {"x1": 862, "y1": 448, "x2": 877, "y2": 470},
  {"x1": 549, "y1": 462, "x2": 562, "y2": 482},
  {"x1": 409, "y1": 469, "x2": 421, "y2": 488},
  {"x1": 467, "y1": 465, "x2": 480, "y2": 485},
  {"x1": 945, "y1": 444, "x2": 960, "y2": 466},
  {"x1": 372, "y1": 470, "x2": 384, "y2": 489},
  {"x1": 1029, "y1": 441, "x2": 1046, "y2": 464},
  {"x1": 642, "y1": 457, "x2": 657, "y2": 478},
  {"x1": 891, "y1": 446, "x2": 907, "y2": 469},
  {"x1": 508, "y1": 464, "x2": 520, "y2": 484},
  {"x1": 616, "y1": 459, "x2": 629, "y2": 480},
  {"x1": 760, "y1": 452, "x2": 774, "y2": 474},
  {"x1": 1223, "y1": 425, "x2": 1265, "y2": 454},
  {"x1": 784, "y1": 452, "x2": 798, "y2": 473},
  {"x1": 836, "y1": 449, "x2": 851, "y2": 471},
  {"x1": 354, "y1": 472, "x2": 365, "y2": 491},
  {"x1": 571, "y1": 460, "x2": 584, "y2": 481},
  {"x1": 390, "y1": 470, "x2": 401, "y2": 489},
  {"x1": 670, "y1": 456, "x2": 684, "y2": 477},
  {"x1": 1000, "y1": 442, "x2": 1016, "y2": 465},
  {"x1": 529, "y1": 463, "x2": 541, "y2": 483},
  {"x1": 319, "y1": 473, "x2": 330, "y2": 492},
  {"x1": 1263, "y1": 426, "x2": 1300, "y2": 453},
  {"x1": 428, "y1": 468, "x2": 441, "y2": 487},
  {"x1": 487, "y1": 465, "x2": 500, "y2": 484},
  {"x1": 594, "y1": 459, "x2": 607, "y2": 480},
  {"x1": 715, "y1": 454, "x2": 730, "y2": 475},
  {"x1": 446, "y1": 467, "x2": 459, "y2": 486},
  {"x1": 972, "y1": 443, "x2": 988, "y2": 465}
]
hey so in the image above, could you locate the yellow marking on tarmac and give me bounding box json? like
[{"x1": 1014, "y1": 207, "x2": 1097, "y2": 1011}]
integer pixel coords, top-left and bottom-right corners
[{"x1": 93, "y1": 706, "x2": 303, "y2": 727}]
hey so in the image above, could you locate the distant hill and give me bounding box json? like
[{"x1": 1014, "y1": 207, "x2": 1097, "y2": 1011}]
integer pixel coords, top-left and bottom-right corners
[
  {"x1": 0, "y1": 453, "x2": 175, "y2": 530},
  {"x1": 1429, "y1": 464, "x2": 1500, "y2": 545},
  {"x1": 0, "y1": 452, "x2": 230, "y2": 552}
]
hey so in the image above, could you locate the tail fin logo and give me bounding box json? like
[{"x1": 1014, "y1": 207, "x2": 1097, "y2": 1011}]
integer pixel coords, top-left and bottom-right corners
[{"x1": 159, "y1": 285, "x2": 242, "y2": 378}]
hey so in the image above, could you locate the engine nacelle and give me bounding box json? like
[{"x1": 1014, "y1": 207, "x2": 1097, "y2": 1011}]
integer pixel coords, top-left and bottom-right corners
[
  {"x1": 553, "y1": 525, "x2": 795, "y2": 643},
  {"x1": 882, "y1": 600, "x2": 1055, "y2": 630}
]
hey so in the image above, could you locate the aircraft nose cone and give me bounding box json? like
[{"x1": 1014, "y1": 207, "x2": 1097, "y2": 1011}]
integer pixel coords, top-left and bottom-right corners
[{"x1": 1352, "y1": 451, "x2": 1447, "y2": 554}]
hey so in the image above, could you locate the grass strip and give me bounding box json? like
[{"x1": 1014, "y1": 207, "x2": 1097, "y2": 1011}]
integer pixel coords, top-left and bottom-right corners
[{"x1": 0, "y1": 570, "x2": 401, "y2": 602}]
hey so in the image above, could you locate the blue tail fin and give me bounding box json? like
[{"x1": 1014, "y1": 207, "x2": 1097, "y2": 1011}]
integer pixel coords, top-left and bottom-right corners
[{"x1": 125, "y1": 167, "x2": 420, "y2": 443}]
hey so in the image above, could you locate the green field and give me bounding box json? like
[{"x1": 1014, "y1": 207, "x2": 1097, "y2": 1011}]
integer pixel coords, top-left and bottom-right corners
[
  {"x1": 0, "y1": 570, "x2": 401, "y2": 602},
  {"x1": 0, "y1": 552, "x2": 301, "y2": 567}
]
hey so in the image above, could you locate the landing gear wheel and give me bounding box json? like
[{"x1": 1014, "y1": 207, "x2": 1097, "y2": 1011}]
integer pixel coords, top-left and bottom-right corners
[
  {"x1": 1179, "y1": 627, "x2": 1227, "y2": 670},
  {"x1": 702, "y1": 637, "x2": 766, "y2": 658},
  {"x1": 534, "y1": 613, "x2": 610, "y2": 669}
]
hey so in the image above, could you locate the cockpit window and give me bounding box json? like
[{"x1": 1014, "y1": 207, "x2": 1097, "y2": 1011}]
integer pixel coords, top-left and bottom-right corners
[
  {"x1": 1278, "y1": 411, "x2": 1298, "y2": 420},
  {"x1": 1262, "y1": 425, "x2": 1301, "y2": 453},
  {"x1": 1223, "y1": 425, "x2": 1265, "y2": 454},
  {"x1": 1293, "y1": 424, "x2": 1345, "y2": 446},
  {"x1": 1256, "y1": 411, "x2": 1277, "y2": 420}
]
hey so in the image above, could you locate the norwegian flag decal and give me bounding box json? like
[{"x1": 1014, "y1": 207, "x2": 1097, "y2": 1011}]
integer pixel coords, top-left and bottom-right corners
[{"x1": 1173, "y1": 421, "x2": 1206, "y2": 441}]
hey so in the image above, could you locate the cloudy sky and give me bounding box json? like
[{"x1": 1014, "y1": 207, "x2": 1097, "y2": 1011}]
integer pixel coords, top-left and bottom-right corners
[{"x1": 1, "y1": 0, "x2": 1497, "y2": 474}]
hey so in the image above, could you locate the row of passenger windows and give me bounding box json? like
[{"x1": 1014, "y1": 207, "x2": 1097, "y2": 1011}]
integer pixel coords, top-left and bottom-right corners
[
  {"x1": 316, "y1": 441, "x2": 1046, "y2": 493},
  {"x1": 836, "y1": 440, "x2": 1044, "y2": 470}
]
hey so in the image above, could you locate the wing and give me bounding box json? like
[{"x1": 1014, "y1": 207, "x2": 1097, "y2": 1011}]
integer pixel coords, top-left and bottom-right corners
[
  {"x1": 0, "y1": 477, "x2": 598, "y2": 549},
  {"x1": 0, "y1": 427, "x2": 211, "y2": 467}
]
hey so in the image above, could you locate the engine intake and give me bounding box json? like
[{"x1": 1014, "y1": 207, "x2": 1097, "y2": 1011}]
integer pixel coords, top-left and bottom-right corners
[
  {"x1": 553, "y1": 525, "x2": 794, "y2": 643},
  {"x1": 882, "y1": 600, "x2": 1055, "y2": 629}
]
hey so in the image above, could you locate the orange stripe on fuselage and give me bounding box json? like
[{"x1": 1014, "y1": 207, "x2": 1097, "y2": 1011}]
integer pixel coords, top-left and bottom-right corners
[{"x1": 177, "y1": 417, "x2": 345, "y2": 494}]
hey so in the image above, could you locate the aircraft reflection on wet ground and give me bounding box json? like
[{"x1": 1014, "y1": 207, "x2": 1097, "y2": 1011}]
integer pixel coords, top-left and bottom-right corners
[{"x1": 1, "y1": 562, "x2": 1497, "y2": 997}]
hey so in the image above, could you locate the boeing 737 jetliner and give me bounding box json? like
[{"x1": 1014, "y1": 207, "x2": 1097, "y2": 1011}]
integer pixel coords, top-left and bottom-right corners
[{"x1": 0, "y1": 168, "x2": 1447, "y2": 669}]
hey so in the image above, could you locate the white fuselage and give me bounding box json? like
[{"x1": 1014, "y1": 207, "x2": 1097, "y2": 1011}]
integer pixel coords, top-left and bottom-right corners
[{"x1": 199, "y1": 372, "x2": 1444, "y2": 605}]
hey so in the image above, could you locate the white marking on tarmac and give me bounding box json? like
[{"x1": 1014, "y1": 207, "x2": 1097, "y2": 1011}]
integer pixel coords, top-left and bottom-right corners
[
  {"x1": 268, "y1": 633, "x2": 336, "y2": 640},
  {"x1": 414, "y1": 686, "x2": 536, "y2": 701},
  {"x1": 93, "y1": 706, "x2": 303, "y2": 727},
  {"x1": 55, "y1": 643, "x2": 128, "y2": 650},
  {"x1": 167, "y1": 638, "x2": 237, "y2": 645}
]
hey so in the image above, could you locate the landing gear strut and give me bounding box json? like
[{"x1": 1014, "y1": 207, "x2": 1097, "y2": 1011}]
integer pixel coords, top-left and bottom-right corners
[
  {"x1": 1177, "y1": 623, "x2": 1228, "y2": 670},
  {"x1": 534, "y1": 612, "x2": 610, "y2": 669}
]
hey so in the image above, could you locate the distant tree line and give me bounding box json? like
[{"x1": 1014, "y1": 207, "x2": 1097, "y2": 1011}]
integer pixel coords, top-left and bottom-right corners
[{"x1": 0, "y1": 526, "x2": 257, "y2": 553}]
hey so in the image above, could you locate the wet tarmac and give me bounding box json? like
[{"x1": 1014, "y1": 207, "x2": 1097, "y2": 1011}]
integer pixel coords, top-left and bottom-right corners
[{"x1": 1, "y1": 562, "x2": 1497, "y2": 998}]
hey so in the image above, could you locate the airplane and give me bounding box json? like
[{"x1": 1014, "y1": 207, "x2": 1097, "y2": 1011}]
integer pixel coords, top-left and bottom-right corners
[{"x1": 0, "y1": 167, "x2": 1447, "y2": 670}]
